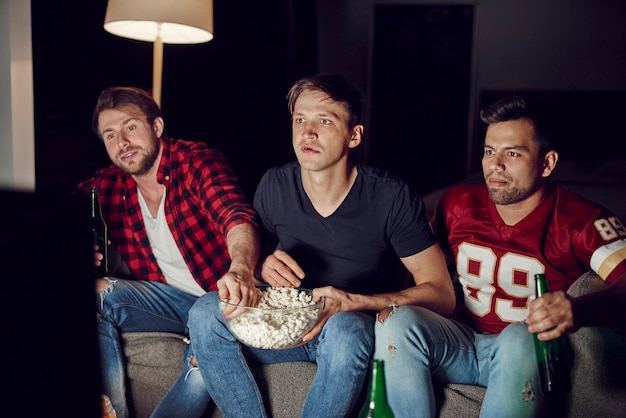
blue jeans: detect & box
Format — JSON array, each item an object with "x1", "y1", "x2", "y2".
[
  {"x1": 186, "y1": 291, "x2": 374, "y2": 418},
  {"x1": 374, "y1": 306, "x2": 546, "y2": 418},
  {"x1": 97, "y1": 278, "x2": 199, "y2": 418}
]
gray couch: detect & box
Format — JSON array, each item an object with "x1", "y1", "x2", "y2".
[{"x1": 122, "y1": 272, "x2": 626, "y2": 418}]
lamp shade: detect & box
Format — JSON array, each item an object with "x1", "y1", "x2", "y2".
[{"x1": 104, "y1": 0, "x2": 214, "y2": 44}]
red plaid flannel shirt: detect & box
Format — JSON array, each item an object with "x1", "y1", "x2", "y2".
[{"x1": 77, "y1": 137, "x2": 259, "y2": 291}]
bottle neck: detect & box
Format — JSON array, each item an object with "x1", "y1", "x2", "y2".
[
  {"x1": 91, "y1": 188, "x2": 104, "y2": 220},
  {"x1": 367, "y1": 361, "x2": 388, "y2": 402},
  {"x1": 534, "y1": 273, "x2": 549, "y2": 297},
  {"x1": 90, "y1": 191, "x2": 97, "y2": 218}
]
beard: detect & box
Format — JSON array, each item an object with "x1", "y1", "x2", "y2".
[
  {"x1": 116, "y1": 138, "x2": 160, "y2": 176},
  {"x1": 487, "y1": 178, "x2": 541, "y2": 205}
]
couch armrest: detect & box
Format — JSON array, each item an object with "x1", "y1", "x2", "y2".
[
  {"x1": 565, "y1": 271, "x2": 626, "y2": 417},
  {"x1": 566, "y1": 270, "x2": 607, "y2": 297}
]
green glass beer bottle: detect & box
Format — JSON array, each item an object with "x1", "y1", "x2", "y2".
[
  {"x1": 358, "y1": 359, "x2": 395, "y2": 418},
  {"x1": 90, "y1": 187, "x2": 109, "y2": 278},
  {"x1": 533, "y1": 273, "x2": 571, "y2": 395}
]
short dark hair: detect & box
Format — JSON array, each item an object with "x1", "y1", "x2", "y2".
[
  {"x1": 286, "y1": 74, "x2": 363, "y2": 128},
  {"x1": 91, "y1": 87, "x2": 162, "y2": 140},
  {"x1": 479, "y1": 95, "x2": 555, "y2": 156}
]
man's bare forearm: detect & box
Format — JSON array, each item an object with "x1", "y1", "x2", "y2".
[{"x1": 226, "y1": 223, "x2": 260, "y2": 280}]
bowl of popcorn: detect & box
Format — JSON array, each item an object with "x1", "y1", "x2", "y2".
[{"x1": 219, "y1": 285, "x2": 324, "y2": 350}]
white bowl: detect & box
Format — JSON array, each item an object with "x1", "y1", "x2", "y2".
[{"x1": 219, "y1": 286, "x2": 324, "y2": 349}]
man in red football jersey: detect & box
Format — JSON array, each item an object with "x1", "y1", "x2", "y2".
[{"x1": 374, "y1": 95, "x2": 626, "y2": 417}]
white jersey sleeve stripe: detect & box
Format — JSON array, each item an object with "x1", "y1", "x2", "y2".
[{"x1": 591, "y1": 239, "x2": 626, "y2": 279}]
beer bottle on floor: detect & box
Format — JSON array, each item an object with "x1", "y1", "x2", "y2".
[
  {"x1": 90, "y1": 187, "x2": 109, "y2": 278},
  {"x1": 101, "y1": 394, "x2": 117, "y2": 418},
  {"x1": 359, "y1": 359, "x2": 395, "y2": 418},
  {"x1": 533, "y1": 273, "x2": 571, "y2": 396}
]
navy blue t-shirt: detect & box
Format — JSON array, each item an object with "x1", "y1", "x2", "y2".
[{"x1": 253, "y1": 161, "x2": 436, "y2": 294}]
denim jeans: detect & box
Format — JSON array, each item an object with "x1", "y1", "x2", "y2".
[
  {"x1": 186, "y1": 291, "x2": 374, "y2": 418},
  {"x1": 97, "y1": 278, "x2": 198, "y2": 418},
  {"x1": 374, "y1": 306, "x2": 546, "y2": 418}
]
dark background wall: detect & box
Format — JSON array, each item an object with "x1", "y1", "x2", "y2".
[
  {"x1": 32, "y1": 0, "x2": 626, "y2": 201},
  {"x1": 316, "y1": 0, "x2": 626, "y2": 195},
  {"x1": 32, "y1": 0, "x2": 317, "y2": 200},
  {"x1": 369, "y1": 4, "x2": 474, "y2": 195}
]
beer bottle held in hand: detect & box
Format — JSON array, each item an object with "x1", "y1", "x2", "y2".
[
  {"x1": 91, "y1": 187, "x2": 109, "y2": 278},
  {"x1": 533, "y1": 273, "x2": 571, "y2": 395},
  {"x1": 358, "y1": 359, "x2": 395, "y2": 418}
]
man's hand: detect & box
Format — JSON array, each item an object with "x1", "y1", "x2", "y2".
[
  {"x1": 220, "y1": 222, "x2": 260, "y2": 314},
  {"x1": 217, "y1": 271, "x2": 258, "y2": 318},
  {"x1": 527, "y1": 291, "x2": 576, "y2": 340},
  {"x1": 93, "y1": 241, "x2": 109, "y2": 268},
  {"x1": 260, "y1": 249, "x2": 305, "y2": 288},
  {"x1": 300, "y1": 286, "x2": 355, "y2": 343}
]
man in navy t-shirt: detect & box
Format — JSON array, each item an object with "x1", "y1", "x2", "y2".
[{"x1": 185, "y1": 74, "x2": 456, "y2": 418}]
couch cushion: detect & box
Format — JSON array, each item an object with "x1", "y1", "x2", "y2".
[
  {"x1": 246, "y1": 362, "x2": 317, "y2": 418},
  {"x1": 122, "y1": 332, "x2": 317, "y2": 418},
  {"x1": 436, "y1": 384, "x2": 483, "y2": 417},
  {"x1": 123, "y1": 332, "x2": 189, "y2": 418}
]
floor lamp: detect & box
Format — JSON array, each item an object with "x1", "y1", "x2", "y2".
[{"x1": 103, "y1": 0, "x2": 214, "y2": 106}]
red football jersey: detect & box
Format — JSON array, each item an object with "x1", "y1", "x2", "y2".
[{"x1": 433, "y1": 183, "x2": 626, "y2": 334}]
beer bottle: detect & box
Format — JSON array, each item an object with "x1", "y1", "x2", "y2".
[
  {"x1": 533, "y1": 273, "x2": 571, "y2": 395},
  {"x1": 90, "y1": 187, "x2": 109, "y2": 277},
  {"x1": 358, "y1": 359, "x2": 395, "y2": 418}
]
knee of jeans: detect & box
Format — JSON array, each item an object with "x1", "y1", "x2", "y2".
[
  {"x1": 326, "y1": 311, "x2": 371, "y2": 331},
  {"x1": 376, "y1": 304, "x2": 397, "y2": 323},
  {"x1": 374, "y1": 306, "x2": 397, "y2": 357},
  {"x1": 322, "y1": 313, "x2": 374, "y2": 355},
  {"x1": 377, "y1": 305, "x2": 434, "y2": 330},
  {"x1": 97, "y1": 278, "x2": 117, "y2": 311},
  {"x1": 333, "y1": 312, "x2": 374, "y2": 343},
  {"x1": 497, "y1": 322, "x2": 535, "y2": 354},
  {"x1": 188, "y1": 292, "x2": 219, "y2": 324},
  {"x1": 491, "y1": 327, "x2": 541, "y2": 404},
  {"x1": 375, "y1": 306, "x2": 437, "y2": 357}
]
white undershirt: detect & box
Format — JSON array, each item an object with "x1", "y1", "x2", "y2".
[{"x1": 137, "y1": 188, "x2": 205, "y2": 297}]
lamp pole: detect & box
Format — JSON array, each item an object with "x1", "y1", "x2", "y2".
[{"x1": 152, "y1": 24, "x2": 163, "y2": 106}]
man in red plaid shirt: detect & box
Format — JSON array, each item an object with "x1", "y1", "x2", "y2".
[{"x1": 77, "y1": 86, "x2": 260, "y2": 418}]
